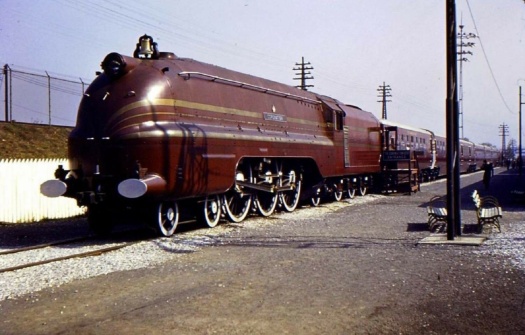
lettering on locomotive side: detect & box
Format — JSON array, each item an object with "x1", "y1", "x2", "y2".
[
  {"x1": 382, "y1": 150, "x2": 411, "y2": 162},
  {"x1": 263, "y1": 112, "x2": 287, "y2": 122}
]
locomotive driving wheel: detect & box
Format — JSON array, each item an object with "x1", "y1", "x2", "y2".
[
  {"x1": 346, "y1": 187, "x2": 356, "y2": 199},
  {"x1": 155, "y1": 201, "x2": 179, "y2": 237},
  {"x1": 333, "y1": 183, "x2": 343, "y2": 201},
  {"x1": 254, "y1": 163, "x2": 278, "y2": 217},
  {"x1": 223, "y1": 163, "x2": 253, "y2": 223},
  {"x1": 223, "y1": 192, "x2": 252, "y2": 223},
  {"x1": 198, "y1": 195, "x2": 221, "y2": 228},
  {"x1": 359, "y1": 186, "x2": 367, "y2": 196},
  {"x1": 255, "y1": 190, "x2": 278, "y2": 216},
  {"x1": 280, "y1": 170, "x2": 302, "y2": 212}
]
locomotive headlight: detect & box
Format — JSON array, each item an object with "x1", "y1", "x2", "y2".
[{"x1": 101, "y1": 52, "x2": 127, "y2": 79}]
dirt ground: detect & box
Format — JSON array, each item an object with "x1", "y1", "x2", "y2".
[{"x1": 1, "y1": 169, "x2": 525, "y2": 334}]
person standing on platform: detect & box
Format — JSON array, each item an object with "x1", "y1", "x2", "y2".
[{"x1": 482, "y1": 160, "x2": 493, "y2": 190}]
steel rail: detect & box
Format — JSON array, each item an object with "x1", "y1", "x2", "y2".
[
  {"x1": 0, "y1": 242, "x2": 135, "y2": 274},
  {"x1": 0, "y1": 236, "x2": 93, "y2": 256}
]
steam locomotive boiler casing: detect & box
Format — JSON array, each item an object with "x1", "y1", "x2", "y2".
[{"x1": 42, "y1": 35, "x2": 382, "y2": 236}]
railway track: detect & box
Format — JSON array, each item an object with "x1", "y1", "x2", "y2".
[
  {"x1": 0, "y1": 219, "x2": 210, "y2": 274},
  {"x1": 0, "y1": 229, "x2": 154, "y2": 274},
  {"x1": 0, "y1": 242, "x2": 137, "y2": 274},
  {"x1": 0, "y1": 236, "x2": 92, "y2": 256},
  {"x1": 0, "y1": 242, "x2": 138, "y2": 273}
]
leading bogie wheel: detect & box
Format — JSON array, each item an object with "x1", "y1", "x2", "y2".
[
  {"x1": 155, "y1": 201, "x2": 179, "y2": 237},
  {"x1": 198, "y1": 195, "x2": 222, "y2": 228}
]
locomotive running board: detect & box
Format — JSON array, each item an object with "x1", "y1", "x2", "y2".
[{"x1": 236, "y1": 181, "x2": 295, "y2": 193}]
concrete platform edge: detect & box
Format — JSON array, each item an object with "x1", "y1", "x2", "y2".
[{"x1": 418, "y1": 234, "x2": 487, "y2": 246}]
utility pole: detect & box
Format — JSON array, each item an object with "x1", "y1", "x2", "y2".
[
  {"x1": 46, "y1": 71, "x2": 51, "y2": 125},
  {"x1": 499, "y1": 123, "x2": 509, "y2": 164},
  {"x1": 3, "y1": 64, "x2": 8, "y2": 122},
  {"x1": 446, "y1": 0, "x2": 461, "y2": 240},
  {"x1": 377, "y1": 82, "x2": 392, "y2": 119},
  {"x1": 293, "y1": 57, "x2": 314, "y2": 91},
  {"x1": 457, "y1": 23, "x2": 477, "y2": 139},
  {"x1": 519, "y1": 86, "x2": 523, "y2": 176}
]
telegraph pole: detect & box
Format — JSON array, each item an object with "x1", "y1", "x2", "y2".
[
  {"x1": 457, "y1": 23, "x2": 477, "y2": 139},
  {"x1": 3, "y1": 64, "x2": 8, "y2": 122},
  {"x1": 377, "y1": 82, "x2": 392, "y2": 119},
  {"x1": 45, "y1": 71, "x2": 52, "y2": 125},
  {"x1": 446, "y1": 0, "x2": 461, "y2": 240},
  {"x1": 518, "y1": 86, "x2": 524, "y2": 177},
  {"x1": 499, "y1": 123, "x2": 509, "y2": 164},
  {"x1": 293, "y1": 57, "x2": 314, "y2": 91}
]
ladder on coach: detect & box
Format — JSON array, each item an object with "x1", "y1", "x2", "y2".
[{"x1": 381, "y1": 150, "x2": 420, "y2": 194}]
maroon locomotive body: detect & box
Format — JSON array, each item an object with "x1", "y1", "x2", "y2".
[{"x1": 42, "y1": 35, "x2": 382, "y2": 235}]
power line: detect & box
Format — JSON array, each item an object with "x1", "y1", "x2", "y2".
[{"x1": 465, "y1": 0, "x2": 514, "y2": 114}]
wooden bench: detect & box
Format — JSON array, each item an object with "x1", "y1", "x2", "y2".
[
  {"x1": 427, "y1": 196, "x2": 447, "y2": 231},
  {"x1": 471, "y1": 190, "x2": 502, "y2": 232}
]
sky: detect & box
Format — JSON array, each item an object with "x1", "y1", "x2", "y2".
[{"x1": 1, "y1": 0, "x2": 525, "y2": 149}]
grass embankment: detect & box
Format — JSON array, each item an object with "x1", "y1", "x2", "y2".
[{"x1": 0, "y1": 122, "x2": 72, "y2": 159}]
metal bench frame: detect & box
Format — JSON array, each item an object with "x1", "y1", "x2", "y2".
[
  {"x1": 427, "y1": 196, "x2": 447, "y2": 231},
  {"x1": 471, "y1": 190, "x2": 502, "y2": 232}
]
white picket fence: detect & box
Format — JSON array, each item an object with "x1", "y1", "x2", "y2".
[{"x1": 0, "y1": 159, "x2": 86, "y2": 223}]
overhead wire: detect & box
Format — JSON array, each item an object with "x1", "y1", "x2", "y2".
[
  {"x1": 465, "y1": 0, "x2": 515, "y2": 114},
  {"x1": 53, "y1": 0, "x2": 291, "y2": 74},
  {"x1": 12, "y1": 102, "x2": 76, "y2": 124}
]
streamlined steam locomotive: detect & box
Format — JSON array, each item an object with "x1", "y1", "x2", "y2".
[{"x1": 41, "y1": 35, "x2": 498, "y2": 236}]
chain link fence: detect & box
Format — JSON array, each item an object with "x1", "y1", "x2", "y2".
[{"x1": 2, "y1": 65, "x2": 91, "y2": 126}]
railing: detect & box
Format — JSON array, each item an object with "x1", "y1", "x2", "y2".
[{"x1": 0, "y1": 159, "x2": 85, "y2": 223}]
